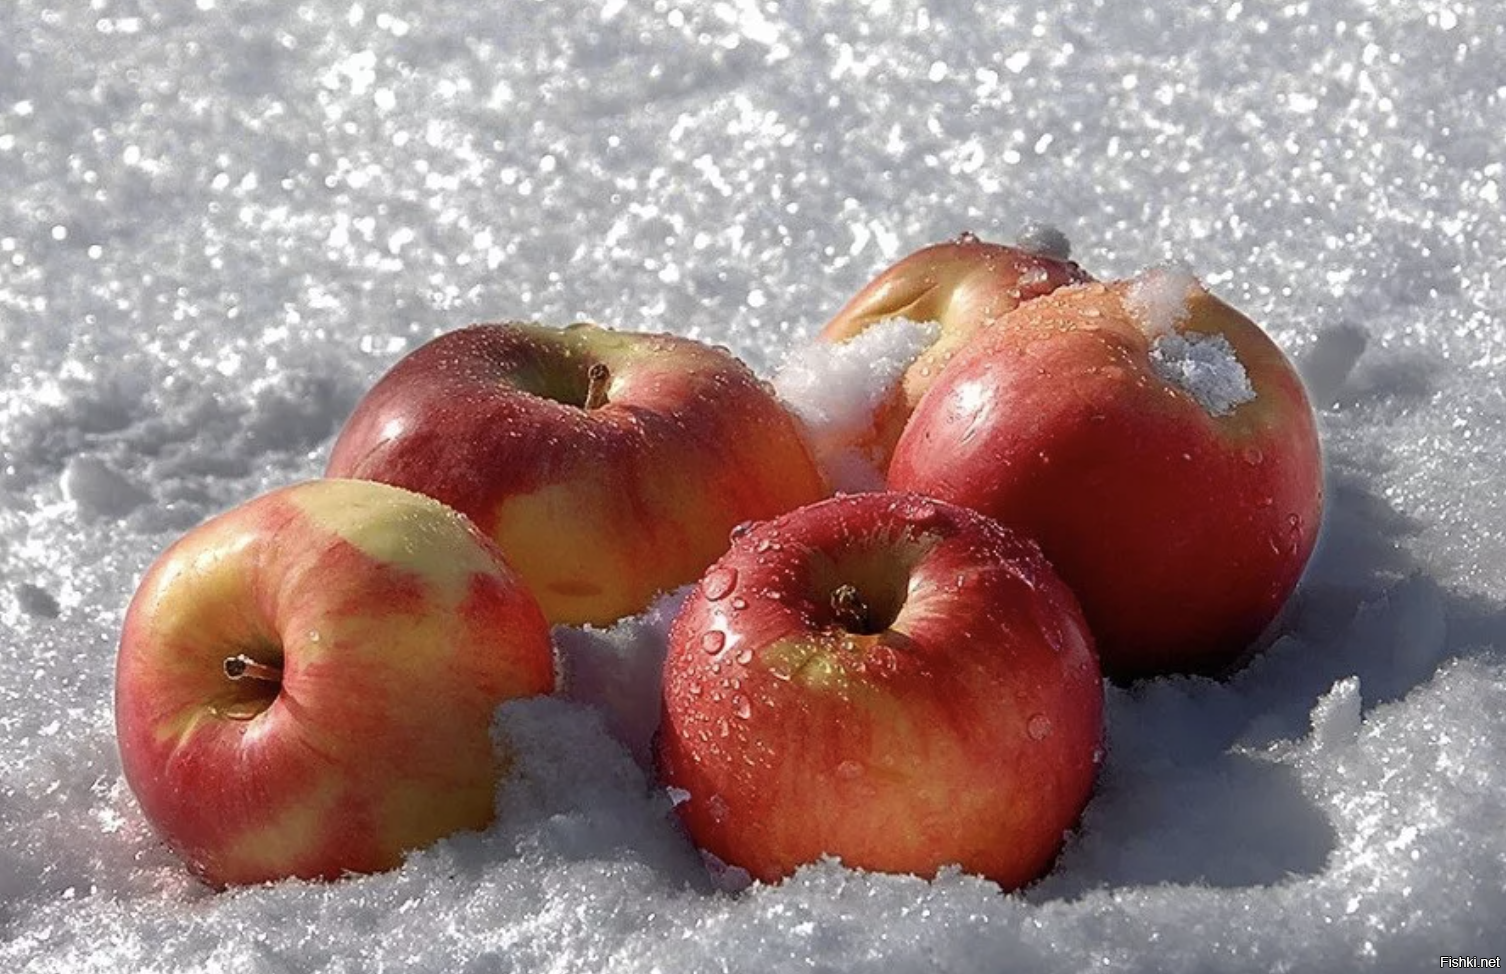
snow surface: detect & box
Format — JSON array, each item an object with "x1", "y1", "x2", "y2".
[{"x1": 3, "y1": 1, "x2": 1506, "y2": 971}]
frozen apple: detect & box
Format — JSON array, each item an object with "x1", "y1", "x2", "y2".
[
  {"x1": 656, "y1": 491, "x2": 1103, "y2": 890},
  {"x1": 809, "y1": 233, "x2": 1092, "y2": 473},
  {"x1": 326, "y1": 322, "x2": 829, "y2": 627},
  {"x1": 889, "y1": 266, "x2": 1324, "y2": 679},
  {"x1": 114, "y1": 479, "x2": 556, "y2": 887}
]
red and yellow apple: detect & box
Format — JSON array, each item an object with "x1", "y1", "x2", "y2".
[
  {"x1": 814, "y1": 233, "x2": 1093, "y2": 470},
  {"x1": 326, "y1": 322, "x2": 828, "y2": 627},
  {"x1": 888, "y1": 267, "x2": 1324, "y2": 680},
  {"x1": 655, "y1": 491, "x2": 1103, "y2": 890},
  {"x1": 114, "y1": 478, "x2": 556, "y2": 887}
]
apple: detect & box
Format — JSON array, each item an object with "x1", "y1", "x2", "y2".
[
  {"x1": 326, "y1": 322, "x2": 828, "y2": 627},
  {"x1": 813, "y1": 232, "x2": 1093, "y2": 470},
  {"x1": 655, "y1": 491, "x2": 1103, "y2": 890},
  {"x1": 888, "y1": 266, "x2": 1324, "y2": 680},
  {"x1": 114, "y1": 478, "x2": 556, "y2": 887}
]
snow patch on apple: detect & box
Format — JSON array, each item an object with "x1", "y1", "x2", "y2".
[
  {"x1": 1148, "y1": 331, "x2": 1258, "y2": 418},
  {"x1": 1128, "y1": 264, "x2": 1258, "y2": 417},
  {"x1": 773, "y1": 318, "x2": 940, "y2": 491},
  {"x1": 1015, "y1": 222, "x2": 1074, "y2": 262}
]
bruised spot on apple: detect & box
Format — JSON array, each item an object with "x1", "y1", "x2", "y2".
[
  {"x1": 327, "y1": 322, "x2": 829, "y2": 627},
  {"x1": 114, "y1": 479, "x2": 555, "y2": 887},
  {"x1": 656, "y1": 492, "x2": 1104, "y2": 891},
  {"x1": 811, "y1": 232, "x2": 1094, "y2": 472},
  {"x1": 888, "y1": 269, "x2": 1324, "y2": 681}
]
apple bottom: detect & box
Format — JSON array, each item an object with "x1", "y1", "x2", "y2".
[{"x1": 658, "y1": 669, "x2": 1098, "y2": 889}]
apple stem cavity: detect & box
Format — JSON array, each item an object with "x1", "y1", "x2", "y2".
[
  {"x1": 831, "y1": 584, "x2": 873, "y2": 634},
  {"x1": 584, "y1": 362, "x2": 611, "y2": 410},
  {"x1": 223, "y1": 654, "x2": 283, "y2": 684}
]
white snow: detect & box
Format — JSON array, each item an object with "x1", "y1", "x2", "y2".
[
  {"x1": 1147, "y1": 331, "x2": 1259, "y2": 417},
  {"x1": 772, "y1": 316, "x2": 939, "y2": 491},
  {"x1": 4, "y1": 0, "x2": 1506, "y2": 971},
  {"x1": 1128, "y1": 264, "x2": 1258, "y2": 416}
]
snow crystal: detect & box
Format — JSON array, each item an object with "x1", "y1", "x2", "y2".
[
  {"x1": 1148, "y1": 330, "x2": 1258, "y2": 418},
  {"x1": 1124, "y1": 262, "x2": 1199, "y2": 337}
]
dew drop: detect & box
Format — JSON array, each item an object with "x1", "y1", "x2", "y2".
[
  {"x1": 902, "y1": 499, "x2": 942, "y2": 528},
  {"x1": 731, "y1": 694, "x2": 752, "y2": 720},
  {"x1": 735, "y1": 647, "x2": 753, "y2": 665},
  {"x1": 731, "y1": 596, "x2": 748, "y2": 610},
  {"x1": 1243, "y1": 446, "x2": 1264, "y2": 465},
  {"x1": 702, "y1": 567, "x2": 738, "y2": 601},
  {"x1": 1027, "y1": 714, "x2": 1053, "y2": 741},
  {"x1": 700, "y1": 630, "x2": 726, "y2": 655},
  {"x1": 836, "y1": 760, "x2": 864, "y2": 780},
  {"x1": 717, "y1": 717, "x2": 730, "y2": 738},
  {"x1": 730, "y1": 520, "x2": 756, "y2": 541}
]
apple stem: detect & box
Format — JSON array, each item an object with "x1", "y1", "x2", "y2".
[
  {"x1": 831, "y1": 584, "x2": 872, "y2": 634},
  {"x1": 584, "y1": 362, "x2": 611, "y2": 410},
  {"x1": 224, "y1": 654, "x2": 282, "y2": 683}
]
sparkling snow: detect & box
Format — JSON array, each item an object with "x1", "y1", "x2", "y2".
[{"x1": 3, "y1": 1, "x2": 1505, "y2": 971}]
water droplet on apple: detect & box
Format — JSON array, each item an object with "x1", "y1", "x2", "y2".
[
  {"x1": 902, "y1": 500, "x2": 942, "y2": 528},
  {"x1": 731, "y1": 694, "x2": 752, "y2": 720},
  {"x1": 717, "y1": 717, "x2": 730, "y2": 738},
  {"x1": 1257, "y1": 495, "x2": 1275, "y2": 508},
  {"x1": 1243, "y1": 446, "x2": 1264, "y2": 465},
  {"x1": 708, "y1": 794, "x2": 729, "y2": 822},
  {"x1": 735, "y1": 647, "x2": 753, "y2": 665},
  {"x1": 1027, "y1": 714, "x2": 1053, "y2": 741},
  {"x1": 702, "y1": 567, "x2": 737, "y2": 601},
  {"x1": 836, "y1": 760, "x2": 864, "y2": 780},
  {"x1": 700, "y1": 630, "x2": 726, "y2": 655},
  {"x1": 729, "y1": 520, "x2": 756, "y2": 541},
  {"x1": 731, "y1": 596, "x2": 748, "y2": 610}
]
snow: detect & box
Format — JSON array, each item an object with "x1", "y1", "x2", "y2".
[
  {"x1": 772, "y1": 317, "x2": 939, "y2": 491},
  {"x1": 3, "y1": 0, "x2": 1506, "y2": 971},
  {"x1": 1147, "y1": 331, "x2": 1258, "y2": 418}
]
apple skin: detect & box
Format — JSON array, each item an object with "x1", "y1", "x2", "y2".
[
  {"x1": 326, "y1": 322, "x2": 829, "y2": 627},
  {"x1": 655, "y1": 491, "x2": 1103, "y2": 890},
  {"x1": 114, "y1": 479, "x2": 556, "y2": 887},
  {"x1": 816, "y1": 234, "x2": 1093, "y2": 469},
  {"x1": 888, "y1": 275, "x2": 1324, "y2": 681}
]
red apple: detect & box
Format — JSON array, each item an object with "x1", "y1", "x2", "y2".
[
  {"x1": 813, "y1": 233, "x2": 1092, "y2": 471},
  {"x1": 888, "y1": 267, "x2": 1324, "y2": 680},
  {"x1": 655, "y1": 491, "x2": 1103, "y2": 890},
  {"x1": 326, "y1": 322, "x2": 828, "y2": 627},
  {"x1": 114, "y1": 479, "x2": 556, "y2": 887}
]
